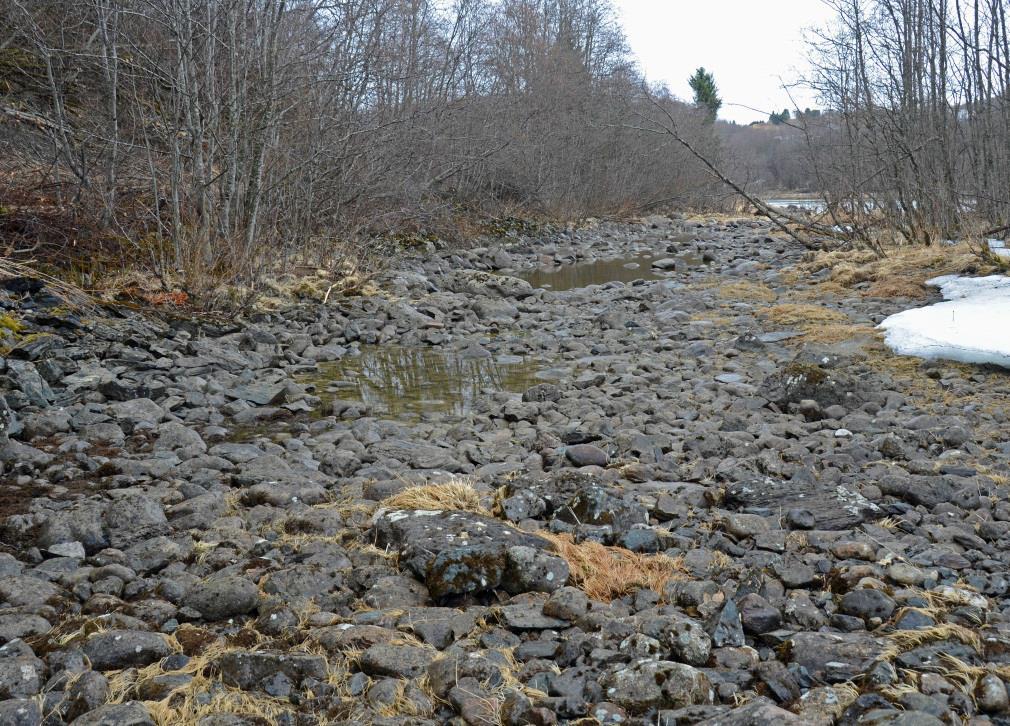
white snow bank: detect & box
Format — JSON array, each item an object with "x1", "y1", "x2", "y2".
[
  {"x1": 878, "y1": 275, "x2": 1010, "y2": 368},
  {"x1": 989, "y1": 239, "x2": 1010, "y2": 260}
]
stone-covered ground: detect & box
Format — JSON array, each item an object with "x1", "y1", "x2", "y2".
[{"x1": 0, "y1": 215, "x2": 1008, "y2": 725}]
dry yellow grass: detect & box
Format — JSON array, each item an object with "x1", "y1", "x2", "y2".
[
  {"x1": 540, "y1": 532, "x2": 687, "y2": 601},
  {"x1": 865, "y1": 278, "x2": 929, "y2": 299},
  {"x1": 103, "y1": 628, "x2": 358, "y2": 726},
  {"x1": 717, "y1": 280, "x2": 777, "y2": 303},
  {"x1": 885, "y1": 622, "x2": 982, "y2": 656},
  {"x1": 759, "y1": 303, "x2": 849, "y2": 327},
  {"x1": 794, "y1": 242, "x2": 993, "y2": 299},
  {"x1": 380, "y1": 478, "x2": 487, "y2": 514},
  {"x1": 800, "y1": 322, "x2": 878, "y2": 344}
]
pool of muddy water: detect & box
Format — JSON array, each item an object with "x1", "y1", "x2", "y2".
[
  {"x1": 300, "y1": 345, "x2": 553, "y2": 418},
  {"x1": 516, "y1": 251, "x2": 705, "y2": 291}
]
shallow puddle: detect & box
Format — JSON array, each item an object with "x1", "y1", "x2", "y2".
[
  {"x1": 517, "y1": 253, "x2": 703, "y2": 291},
  {"x1": 299, "y1": 345, "x2": 550, "y2": 417}
]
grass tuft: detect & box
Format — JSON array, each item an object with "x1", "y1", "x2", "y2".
[
  {"x1": 759, "y1": 303, "x2": 849, "y2": 327},
  {"x1": 539, "y1": 532, "x2": 687, "y2": 601},
  {"x1": 717, "y1": 280, "x2": 777, "y2": 303},
  {"x1": 886, "y1": 622, "x2": 982, "y2": 655},
  {"x1": 380, "y1": 478, "x2": 487, "y2": 515},
  {"x1": 793, "y1": 242, "x2": 991, "y2": 299}
]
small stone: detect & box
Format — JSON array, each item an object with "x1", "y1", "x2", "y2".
[
  {"x1": 722, "y1": 513, "x2": 769, "y2": 538},
  {"x1": 603, "y1": 660, "x2": 712, "y2": 714},
  {"x1": 707, "y1": 600, "x2": 745, "y2": 648},
  {"x1": 887, "y1": 563, "x2": 925, "y2": 586},
  {"x1": 0, "y1": 699, "x2": 42, "y2": 726},
  {"x1": 590, "y1": 702, "x2": 629, "y2": 724},
  {"x1": 840, "y1": 589, "x2": 896, "y2": 622},
  {"x1": 45, "y1": 541, "x2": 86, "y2": 559},
  {"x1": 977, "y1": 674, "x2": 1009, "y2": 714},
  {"x1": 359, "y1": 644, "x2": 436, "y2": 679},
  {"x1": 543, "y1": 587, "x2": 590, "y2": 621},
  {"x1": 565, "y1": 444, "x2": 608, "y2": 467},
  {"x1": 67, "y1": 701, "x2": 155, "y2": 726},
  {"x1": 501, "y1": 546, "x2": 569, "y2": 594},
  {"x1": 83, "y1": 630, "x2": 173, "y2": 671},
  {"x1": 785, "y1": 509, "x2": 816, "y2": 530},
  {"x1": 737, "y1": 593, "x2": 781, "y2": 635},
  {"x1": 832, "y1": 541, "x2": 877, "y2": 560},
  {"x1": 185, "y1": 576, "x2": 259, "y2": 620}
]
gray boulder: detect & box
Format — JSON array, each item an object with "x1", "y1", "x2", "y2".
[
  {"x1": 82, "y1": 630, "x2": 173, "y2": 671},
  {"x1": 185, "y1": 576, "x2": 259, "y2": 620},
  {"x1": 603, "y1": 659, "x2": 713, "y2": 714},
  {"x1": 68, "y1": 701, "x2": 154, "y2": 726},
  {"x1": 371, "y1": 510, "x2": 563, "y2": 599}
]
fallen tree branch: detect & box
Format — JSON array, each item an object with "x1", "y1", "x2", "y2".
[
  {"x1": 0, "y1": 104, "x2": 68, "y2": 133},
  {"x1": 627, "y1": 88, "x2": 855, "y2": 250}
]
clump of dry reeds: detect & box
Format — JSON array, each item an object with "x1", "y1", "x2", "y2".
[
  {"x1": 380, "y1": 478, "x2": 487, "y2": 515},
  {"x1": 539, "y1": 532, "x2": 687, "y2": 601}
]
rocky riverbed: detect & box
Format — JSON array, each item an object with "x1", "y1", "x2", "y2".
[{"x1": 0, "y1": 215, "x2": 1009, "y2": 725}]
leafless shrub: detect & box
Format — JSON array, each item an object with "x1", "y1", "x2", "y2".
[{"x1": 0, "y1": 0, "x2": 721, "y2": 300}]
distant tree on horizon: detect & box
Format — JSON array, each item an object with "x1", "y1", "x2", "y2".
[
  {"x1": 769, "y1": 108, "x2": 791, "y2": 125},
  {"x1": 689, "y1": 67, "x2": 722, "y2": 122}
]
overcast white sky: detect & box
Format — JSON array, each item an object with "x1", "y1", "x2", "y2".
[{"x1": 612, "y1": 0, "x2": 837, "y2": 124}]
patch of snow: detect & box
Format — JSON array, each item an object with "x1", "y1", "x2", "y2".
[
  {"x1": 879, "y1": 275, "x2": 1010, "y2": 367},
  {"x1": 988, "y1": 239, "x2": 1010, "y2": 259}
]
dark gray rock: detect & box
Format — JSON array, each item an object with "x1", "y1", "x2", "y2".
[
  {"x1": 840, "y1": 589, "x2": 896, "y2": 621},
  {"x1": 0, "y1": 646, "x2": 43, "y2": 699},
  {"x1": 0, "y1": 576, "x2": 61, "y2": 608},
  {"x1": 0, "y1": 698, "x2": 42, "y2": 726},
  {"x1": 787, "y1": 631, "x2": 889, "y2": 683},
  {"x1": 82, "y1": 630, "x2": 173, "y2": 671},
  {"x1": 185, "y1": 576, "x2": 259, "y2": 620},
  {"x1": 708, "y1": 599, "x2": 745, "y2": 648},
  {"x1": 370, "y1": 510, "x2": 556, "y2": 599},
  {"x1": 737, "y1": 593, "x2": 781, "y2": 635},
  {"x1": 694, "y1": 697, "x2": 802, "y2": 724},
  {"x1": 724, "y1": 477, "x2": 879, "y2": 531},
  {"x1": 6, "y1": 360, "x2": 54, "y2": 407},
  {"x1": 565, "y1": 444, "x2": 608, "y2": 467},
  {"x1": 543, "y1": 586, "x2": 590, "y2": 621},
  {"x1": 554, "y1": 486, "x2": 647, "y2": 539},
  {"x1": 0, "y1": 613, "x2": 50, "y2": 644},
  {"x1": 359, "y1": 644, "x2": 436, "y2": 678},
  {"x1": 68, "y1": 701, "x2": 154, "y2": 726},
  {"x1": 63, "y1": 670, "x2": 110, "y2": 722},
  {"x1": 500, "y1": 545, "x2": 569, "y2": 594},
  {"x1": 602, "y1": 660, "x2": 712, "y2": 714},
  {"x1": 760, "y1": 360, "x2": 865, "y2": 411},
  {"x1": 213, "y1": 650, "x2": 327, "y2": 691}
]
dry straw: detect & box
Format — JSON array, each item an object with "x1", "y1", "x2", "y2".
[{"x1": 540, "y1": 532, "x2": 687, "y2": 601}]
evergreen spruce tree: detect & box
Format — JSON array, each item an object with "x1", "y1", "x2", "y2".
[{"x1": 688, "y1": 67, "x2": 722, "y2": 122}]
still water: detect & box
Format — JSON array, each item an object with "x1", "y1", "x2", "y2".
[
  {"x1": 516, "y1": 252, "x2": 704, "y2": 291},
  {"x1": 301, "y1": 345, "x2": 549, "y2": 417}
]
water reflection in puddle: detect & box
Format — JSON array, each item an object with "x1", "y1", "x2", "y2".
[
  {"x1": 517, "y1": 252, "x2": 705, "y2": 291},
  {"x1": 300, "y1": 345, "x2": 550, "y2": 417}
]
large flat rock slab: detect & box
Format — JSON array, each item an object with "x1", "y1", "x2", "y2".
[{"x1": 724, "y1": 476, "x2": 880, "y2": 531}]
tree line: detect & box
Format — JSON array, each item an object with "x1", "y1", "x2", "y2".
[
  {"x1": 0, "y1": 0, "x2": 722, "y2": 290},
  {"x1": 806, "y1": 0, "x2": 1010, "y2": 243}
]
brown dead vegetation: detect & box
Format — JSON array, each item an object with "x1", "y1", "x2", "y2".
[
  {"x1": 380, "y1": 479, "x2": 487, "y2": 515},
  {"x1": 717, "y1": 280, "x2": 778, "y2": 303},
  {"x1": 792, "y1": 243, "x2": 994, "y2": 299},
  {"x1": 540, "y1": 532, "x2": 687, "y2": 601}
]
